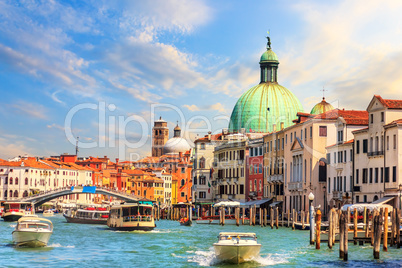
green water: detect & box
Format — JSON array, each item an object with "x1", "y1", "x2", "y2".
[{"x1": 1, "y1": 214, "x2": 401, "y2": 267}]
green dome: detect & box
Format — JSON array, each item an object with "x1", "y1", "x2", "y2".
[
  {"x1": 229, "y1": 82, "x2": 304, "y2": 133},
  {"x1": 260, "y1": 48, "x2": 278, "y2": 62},
  {"x1": 310, "y1": 97, "x2": 334, "y2": 115}
]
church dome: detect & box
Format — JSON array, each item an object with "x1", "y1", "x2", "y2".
[
  {"x1": 228, "y1": 37, "x2": 303, "y2": 133},
  {"x1": 310, "y1": 97, "x2": 334, "y2": 115},
  {"x1": 163, "y1": 137, "x2": 192, "y2": 154},
  {"x1": 260, "y1": 49, "x2": 278, "y2": 62}
]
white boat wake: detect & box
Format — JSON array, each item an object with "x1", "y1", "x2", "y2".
[{"x1": 47, "y1": 243, "x2": 75, "y2": 248}]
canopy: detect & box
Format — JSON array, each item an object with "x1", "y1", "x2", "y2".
[
  {"x1": 341, "y1": 203, "x2": 393, "y2": 212},
  {"x1": 240, "y1": 198, "x2": 272, "y2": 208},
  {"x1": 270, "y1": 201, "x2": 283, "y2": 207},
  {"x1": 371, "y1": 196, "x2": 395, "y2": 205},
  {"x1": 213, "y1": 201, "x2": 241, "y2": 207}
]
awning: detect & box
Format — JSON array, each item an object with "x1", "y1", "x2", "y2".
[
  {"x1": 371, "y1": 196, "x2": 395, "y2": 205},
  {"x1": 240, "y1": 198, "x2": 272, "y2": 208},
  {"x1": 270, "y1": 201, "x2": 283, "y2": 207},
  {"x1": 214, "y1": 201, "x2": 241, "y2": 207},
  {"x1": 341, "y1": 203, "x2": 393, "y2": 212}
]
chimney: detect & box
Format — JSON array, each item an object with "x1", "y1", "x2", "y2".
[
  {"x1": 179, "y1": 152, "x2": 183, "y2": 158},
  {"x1": 280, "y1": 122, "x2": 284, "y2": 130},
  {"x1": 208, "y1": 131, "x2": 212, "y2": 141},
  {"x1": 273, "y1": 124, "x2": 277, "y2": 132},
  {"x1": 116, "y1": 158, "x2": 119, "y2": 164}
]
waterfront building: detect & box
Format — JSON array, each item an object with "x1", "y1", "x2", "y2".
[
  {"x1": 247, "y1": 138, "x2": 264, "y2": 200},
  {"x1": 325, "y1": 112, "x2": 368, "y2": 212},
  {"x1": 153, "y1": 168, "x2": 173, "y2": 205},
  {"x1": 192, "y1": 132, "x2": 224, "y2": 204},
  {"x1": 282, "y1": 109, "x2": 368, "y2": 213},
  {"x1": 212, "y1": 132, "x2": 256, "y2": 203},
  {"x1": 353, "y1": 95, "x2": 402, "y2": 207},
  {"x1": 228, "y1": 37, "x2": 303, "y2": 133},
  {"x1": 263, "y1": 125, "x2": 285, "y2": 203}
]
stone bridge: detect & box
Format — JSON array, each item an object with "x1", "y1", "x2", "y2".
[{"x1": 17, "y1": 186, "x2": 145, "y2": 207}]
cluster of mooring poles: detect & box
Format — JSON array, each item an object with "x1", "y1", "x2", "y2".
[{"x1": 316, "y1": 207, "x2": 401, "y2": 260}]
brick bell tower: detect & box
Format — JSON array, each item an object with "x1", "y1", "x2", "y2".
[{"x1": 152, "y1": 116, "x2": 169, "y2": 157}]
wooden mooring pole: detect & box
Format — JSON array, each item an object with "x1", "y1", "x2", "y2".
[
  {"x1": 339, "y1": 212, "x2": 345, "y2": 259},
  {"x1": 315, "y1": 209, "x2": 321, "y2": 250},
  {"x1": 353, "y1": 208, "x2": 358, "y2": 245},
  {"x1": 275, "y1": 207, "x2": 279, "y2": 229},
  {"x1": 383, "y1": 207, "x2": 388, "y2": 252},
  {"x1": 344, "y1": 209, "x2": 349, "y2": 261},
  {"x1": 373, "y1": 209, "x2": 383, "y2": 259},
  {"x1": 292, "y1": 209, "x2": 295, "y2": 230},
  {"x1": 328, "y1": 208, "x2": 333, "y2": 249},
  {"x1": 264, "y1": 208, "x2": 267, "y2": 227},
  {"x1": 270, "y1": 207, "x2": 274, "y2": 229}
]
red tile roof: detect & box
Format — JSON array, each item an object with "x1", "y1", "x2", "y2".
[
  {"x1": 195, "y1": 133, "x2": 223, "y2": 142},
  {"x1": 375, "y1": 95, "x2": 402, "y2": 109},
  {"x1": 313, "y1": 109, "x2": 368, "y2": 125},
  {"x1": 384, "y1": 118, "x2": 402, "y2": 128}
]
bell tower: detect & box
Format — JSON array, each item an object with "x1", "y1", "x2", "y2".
[{"x1": 152, "y1": 117, "x2": 169, "y2": 157}]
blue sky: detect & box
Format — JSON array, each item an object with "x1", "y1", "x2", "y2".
[{"x1": 1, "y1": 0, "x2": 402, "y2": 160}]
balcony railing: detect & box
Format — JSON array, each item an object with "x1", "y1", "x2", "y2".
[
  {"x1": 288, "y1": 182, "x2": 303, "y2": 191},
  {"x1": 332, "y1": 191, "x2": 342, "y2": 199},
  {"x1": 267, "y1": 174, "x2": 283, "y2": 183},
  {"x1": 368, "y1": 151, "x2": 384, "y2": 157}
]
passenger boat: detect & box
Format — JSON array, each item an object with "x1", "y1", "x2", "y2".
[
  {"x1": 2, "y1": 202, "x2": 34, "y2": 222},
  {"x1": 213, "y1": 232, "x2": 261, "y2": 264},
  {"x1": 43, "y1": 210, "x2": 54, "y2": 217},
  {"x1": 63, "y1": 207, "x2": 109, "y2": 224},
  {"x1": 179, "y1": 217, "x2": 192, "y2": 226},
  {"x1": 107, "y1": 202, "x2": 156, "y2": 231},
  {"x1": 12, "y1": 216, "x2": 53, "y2": 247}
]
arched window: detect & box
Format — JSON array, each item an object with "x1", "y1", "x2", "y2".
[
  {"x1": 259, "y1": 180, "x2": 262, "y2": 191},
  {"x1": 4, "y1": 177, "x2": 7, "y2": 184},
  {"x1": 9, "y1": 177, "x2": 13, "y2": 185},
  {"x1": 25, "y1": 178, "x2": 28, "y2": 185},
  {"x1": 23, "y1": 190, "x2": 28, "y2": 197},
  {"x1": 15, "y1": 177, "x2": 18, "y2": 185},
  {"x1": 259, "y1": 164, "x2": 263, "y2": 174},
  {"x1": 255, "y1": 165, "x2": 258, "y2": 174},
  {"x1": 201, "y1": 143, "x2": 205, "y2": 150},
  {"x1": 249, "y1": 165, "x2": 253, "y2": 175},
  {"x1": 4, "y1": 190, "x2": 7, "y2": 198},
  {"x1": 14, "y1": 190, "x2": 18, "y2": 198},
  {"x1": 249, "y1": 180, "x2": 252, "y2": 191},
  {"x1": 9, "y1": 190, "x2": 12, "y2": 198},
  {"x1": 254, "y1": 179, "x2": 257, "y2": 190},
  {"x1": 181, "y1": 179, "x2": 185, "y2": 187}
]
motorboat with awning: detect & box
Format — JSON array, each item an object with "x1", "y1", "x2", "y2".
[
  {"x1": 107, "y1": 202, "x2": 156, "y2": 231},
  {"x1": 12, "y1": 216, "x2": 53, "y2": 247},
  {"x1": 2, "y1": 202, "x2": 34, "y2": 222},
  {"x1": 196, "y1": 201, "x2": 249, "y2": 225},
  {"x1": 63, "y1": 207, "x2": 109, "y2": 224},
  {"x1": 213, "y1": 232, "x2": 261, "y2": 264}
]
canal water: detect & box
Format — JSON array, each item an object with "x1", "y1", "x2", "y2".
[{"x1": 1, "y1": 214, "x2": 401, "y2": 267}]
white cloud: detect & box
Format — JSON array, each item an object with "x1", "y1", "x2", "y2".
[
  {"x1": 9, "y1": 100, "x2": 48, "y2": 120},
  {"x1": 183, "y1": 103, "x2": 228, "y2": 114},
  {"x1": 281, "y1": 0, "x2": 402, "y2": 109}
]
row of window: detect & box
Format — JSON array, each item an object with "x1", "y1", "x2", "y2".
[
  {"x1": 249, "y1": 164, "x2": 263, "y2": 175},
  {"x1": 355, "y1": 166, "x2": 397, "y2": 184},
  {"x1": 249, "y1": 146, "x2": 263, "y2": 157},
  {"x1": 217, "y1": 168, "x2": 245, "y2": 178},
  {"x1": 327, "y1": 150, "x2": 353, "y2": 164},
  {"x1": 218, "y1": 184, "x2": 245, "y2": 195},
  {"x1": 356, "y1": 134, "x2": 397, "y2": 154},
  {"x1": 217, "y1": 150, "x2": 245, "y2": 161},
  {"x1": 328, "y1": 176, "x2": 353, "y2": 193}
]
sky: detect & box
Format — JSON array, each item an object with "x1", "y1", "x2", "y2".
[{"x1": 1, "y1": 0, "x2": 402, "y2": 161}]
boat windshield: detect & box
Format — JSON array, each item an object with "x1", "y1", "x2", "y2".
[{"x1": 219, "y1": 234, "x2": 256, "y2": 241}]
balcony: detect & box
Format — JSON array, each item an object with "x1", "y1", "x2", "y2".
[
  {"x1": 233, "y1": 178, "x2": 239, "y2": 184},
  {"x1": 332, "y1": 191, "x2": 342, "y2": 200},
  {"x1": 267, "y1": 174, "x2": 283, "y2": 183},
  {"x1": 288, "y1": 182, "x2": 303, "y2": 191},
  {"x1": 367, "y1": 151, "x2": 384, "y2": 157},
  {"x1": 227, "y1": 178, "x2": 232, "y2": 183}
]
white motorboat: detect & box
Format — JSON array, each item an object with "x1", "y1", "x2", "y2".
[
  {"x1": 12, "y1": 216, "x2": 53, "y2": 247},
  {"x1": 213, "y1": 232, "x2": 261, "y2": 264},
  {"x1": 42, "y1": 210, "x2": 54, "y2": 217}
]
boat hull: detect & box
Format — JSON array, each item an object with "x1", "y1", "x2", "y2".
[
  {"x1": 12, "y1": 230, "x2": 52, "y2": 247},
  {"x1": 108, "y1": 225, "x2": 155, "y2": 231},
  {"x1": 2, "y1": 212, "x2": 25, "y2": 222},
  {"x1": 213, "y1": 244, "x2": 261, "y2": 264},
  {"x1": 196, "y1": 218, "x2": 250, "y2": 225},
  {"x1": 63, "y1": 214, "x2": 107, "y2": 225},
  {"x1": 180, "y1": 220, "x2": 192, "y2": 226}
]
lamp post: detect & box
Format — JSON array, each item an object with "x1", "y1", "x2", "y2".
[{"x1": 308, "y1": 192, "x2": 315, "y2": 245}]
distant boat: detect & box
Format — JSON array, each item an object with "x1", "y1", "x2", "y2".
[
  {"x1": 107, "y1": 202, "x2": 156, "y2": 231},
  {"x1": 196, "y1": 215, "x2": 250, "y2": 225},
  {"x1": 43, "y1": 210, "x2": 54, "y2": 217},
  {"x1": 12, "y1": 216, "x2": 53, "y2": 247},
  {"x1": 63, "y1": 207, "x2": 109, "y2": 225},
  {"x1": 179, "y1": 218, "x2": 192, "y2": 226},
  {"x1": 213, "y1": 232, "x2": 261, "y2": 264}
]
